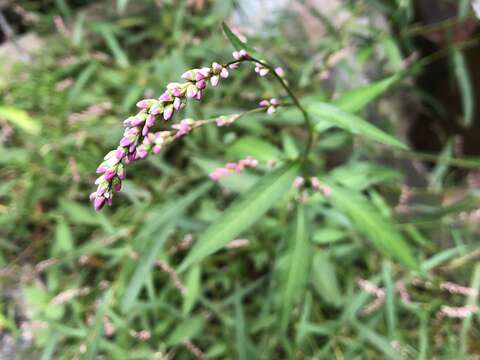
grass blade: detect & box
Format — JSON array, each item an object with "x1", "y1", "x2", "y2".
[
  {"x1": 333, "y1": 74, "x2": 400, "y2": 113},
  {"x1": 452, "y1": 47, "x2": 474, "y2": 127},
  {"x1": 178, "y1": 162, "x2": 300, "y2": 272},
  {"x1": 121, "y1": 183, "x2": 211, "y2": 312},
  {"x1": 327, "y1": 183, "x2": 418, "y2": 269},
  {"x1": 308, "y1": 102, "x2": 408, "y2": 150},
  {"x1": 280, "y1": 204, "x2": 311, "y2": 331}
]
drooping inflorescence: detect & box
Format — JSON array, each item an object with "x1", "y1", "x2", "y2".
[{"x1": 90, "y1": 49, "x2": 285, "y2": 210}]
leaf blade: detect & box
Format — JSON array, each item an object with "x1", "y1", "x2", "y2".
[
  {"x1": 308, "y1": 102, "x2": 408, "y2": 150},
  {"x1": 178, "y1": 162, "x2": 300, "y2": 272}
]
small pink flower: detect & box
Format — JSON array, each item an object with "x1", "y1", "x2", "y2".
[{"x1": 293, "y1": 177, "x2": 305, "y2": 189}]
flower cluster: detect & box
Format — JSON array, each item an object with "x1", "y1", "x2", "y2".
[
  {"x1": 209, "y1": 157, "x2": 259, "y2": 182},
  {"x1": 259, "y1": 98, "x2": 280, "y2": 114},
  {"x1": 91, "y1": 55, "x2": 245, "y2": 210},
  {"x1": 292, "y1": 176, "x2": 332, "y2": 197}
]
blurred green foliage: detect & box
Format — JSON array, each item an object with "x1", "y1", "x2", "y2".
[{"x1": 0, "y1": 0, "x2": 479, "y2": 359}]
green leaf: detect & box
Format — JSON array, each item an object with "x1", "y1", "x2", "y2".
[
  {"x1": 85, "y1": 289, "x2": 112, "y2": 360},
  {"x1": 327, "y1": 183, "x2": 418, "y2": 269},
  {"x1": 98, "y1": 25, "x2": 129, "y2": 68},
  {"x1": 452, "y1": 47, "x2": 474, "y2": 127},
  {"x1": 280, "y1": 204, "x2": 312, "y2": 331},
  {"x1": 53, "y1": 217, "x2": 74, "y2": 255},
  {"x1": 0, "y1": 106, "x2": 41, "y2": 135},
  {"x1": 178, "y1": 162, "x2": 300, "y2": 272},
  {"x1": 166, "y1": 316, "x2": 204, "y2": 345},
  {"x1": 121, "y1": 184, "x2": 211, "y2": 312},
  {"x1": 182, "y1": 265, "x2": 201, "y2": 315},
  {"x1": 226, "y1": 136, "x2": 283, "y2": 162},
  {"x1": 333, "y1": 74, "x2": 400, "y2": 113},
  {"x1": 308, "y1": 102, "x2": 408, "y2": 149},
  {"x1": 311, "y1": 251, "x2": 343, "y2": 306},
  {"x1": 222, "y1": 22, "x2": 260, "y2": 58}
]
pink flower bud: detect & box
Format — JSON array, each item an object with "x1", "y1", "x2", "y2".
[
  {"x1": 293, "y1": 177, "x2": 305, "y2": 189},
  {"x1": 275, "y1": 67, "x2": 285, "y2": 77},
  {"x1": 267, "y1": 106, "x2": 276, "y2": 114},
  {"x1": 181, "y1": 70, "x2": 195, "y2": 81},
  {"x1": 220, "y1": 68, "x2": 229, "y2": 78},
  {"x1": 195, "y1": 90, "x2": 203, "y2": 100},
  {"x1": 210, "y1": 75, "x2": 220, "y2": 87},
  {"x1": 146, "y1": 114, "x2": 155, "y2": 127},
  {"x1": 94, "y1": 196, "x2": 106, "y2": 210},
  {"x1": 229, "y1": 63, "x2": 239, "y2": 70},
  {"x1": 153, "y1": 145, "x2": 162, "y2": 154},
  {"x1": 150, "y1": 105, "x2": 161, "y2": 115},
  {"x1": 259, "y1": 68, "x2": 269, "y2": 76},
  {"x1": 159, "y1": 92, "x2": 173, "y2": 102},
  {"x1": 104, "y1": 169, "x2": 116, "y2": 181},
  {"x1": 130, "y1": 116, "x2": 145, "y2": 127},
  {"x1": 115, "y1": 147, "x2": 126, "y2": 160},
  {"x1": 186, "y1": 84, "x2": 198, "y2": 99},
  {"x1": 96, "y1": 164, "x2": 107, "y2": 173},
  {"x1": 163, "y1": 105, "x2": 174, "y2": 120},
  {"x1": 114, "y1": 182, "x2": 122, "y2": 192},
  {"x1": 212, "y1": 62, "x2": 222, "y2": 72},
  {"x1": 136, "y1": 99, "x2": 150, "y2": 109},
  {"x1": 120, "y1": 136, "x2": 133, "y2": 147},
  {"x1": 259, "y1": 100, "x2": 270, "y2": 107},
  {"x1": 216, "y1": 117, "x2": 227, "y2": 127},
  {"x1": 196, "y1": 79, "x2": 206, "y2": 89},
  {"x1": 173, "y1": 97, "x2": 182, "y2": 110},
  {"x1": 270, "y1": 98, "x2": 280, "y2": 106}
]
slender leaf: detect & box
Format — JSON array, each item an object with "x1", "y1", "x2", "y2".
[
  {"x1": 327, "y1": 183, "x2": 418, "y2": 269},
  {"x1": 308, "y1": 102, "x2": 407, "y2": 149},
  {"x1": 121, "y1": 184, "x2": 211, "y2": 312},
  {"x1": 0, "y1": 106, "x2": 41, "y2": 135},
  {"x1": 222, "y1": 22, "x2": 260, "y2": 58},
  {"x1": 178, "y1": 162, "x2": 300, "y2": 272},
  {"x1": 452, "y1": 47, "x2": 474, "y2": 127},
  {"x1": 333, "y1": 74, "x2": 400, "y2": 113},
  {"x1": 85, "y1": 289, "x2": 112, "y2": 360},
  {"x1": 280, "y1": 204, "x2": 311, "y2": 331}
]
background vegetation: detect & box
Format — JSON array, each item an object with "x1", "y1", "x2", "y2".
[{"x1": 0, "y1": 0, "x2": 479, "y2": 359}]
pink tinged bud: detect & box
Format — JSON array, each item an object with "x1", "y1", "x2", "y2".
[
  {"x1": 163, "y1": 105, "x2": 174, "y2": 120},
  {"x1": 142, "y1": 125, "x2": 150, "y2": 136},
  {"x1": 173, "y1": 97, "x2": 182, "y2": 110},
  {"x1": 153, "y1": 145, "x2": 162, "y2": 154},
  {"x1": 293, "y1": 176, "x2": 305, "y2": 189},
  {"x1": 220, "y1": 68, "x2": 229, "y2": 78},
  {"x1": 212, "y1": 62, "x2": 222, "y2": 72},
  {"x1": 104, "y1": 169, "x2": 116, "y2": 181},
  {"x1": 114, "y1": 182, "x2": 122, "y2": 192},
  {"x1": 226, "y1": 162, "x2": 237, "y2": 170},
  {"x1": 259, "y1": 100, "x2": 270, "y2": 107},
  {"x1": 232, "y1": 51, "x2": 240, "y2": 60},
  {"x1": 195, "y1": 90, "x2": 203, "y2": 100},
  {"x1": 267, "y1": 106, "x2": 276, "y2": 115},
  {"x1": 130, "y1": 116, "x2": 145, "y2": 127},
  {"x1": 136, "y1": 146, "x2": 148, "y2": 159},
  {"x1": 270, "y1": 98, "x2": 280, "y2": 106},
  {"x1": 216, "y1": 117, "x2": 226, "y2": 127},
  {"x1": 129, "y1": 144, "x2": 137, "y2": 153},
  {"x1": 96, "y1": 164, "x2": 107, "y2": 173},
  {"x1": 186, "y1": 84, "x2": 198, "y2": 99},
  {"x1": 150, "y1": 105, "x2": 161, "y2": 115},
  {"x1": 89, "y1": 192, "x2": 97, "y2": 201},
  {"x1": 210, "y1": 75, "x2": 220, "y2": 87},
  {"x1": 146, "y1": 114, "x2": 156, "y2": 127},
  {"x1": 94, "y1": 176, "x2": 104, "y2": 185},
  {"x1": 195, "y1": 72, "x2": 205, "y2": 81},
  {"x1": 275, "y1": 67, "x2": 285, "y2": 77},
  {"x1": 196, "y1": 79, "x2": 206, "y2": 89},
  {"x1": 311, "y1": 177, "x2": 321, "y2": 189},
  {"x1": 94, "y1": 196, "x2": 106, "y2": 210},
  {"x1": 229, "y1": 63, "x2": 239, "y2": 70},
  {"x1": 259, "y1": 68, "x2": 270, "y2": 76},
  {"x1": 117, "y1": 165, "x2": 126, "y2": 179},
  {"x1": 115, "y1": 148, "x2": 126, "y2": 160},
  {"x1": 120, "y1": 136, "x2": 133, "y2": 147},
  {"x1": 181, "y1": 70, "x2": 196, "y2": 81},
  {"x1": 159, "y1": 91, "x2": 173, "y2": 102},
  {"x1": 136, "y1": 99, "x2": 150, "y2": 109},
  {"x1": 239, "y1": 50, "x2": 248, "y2": 58}
]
